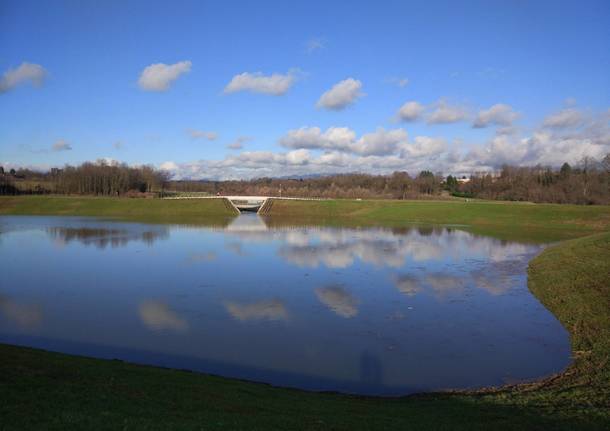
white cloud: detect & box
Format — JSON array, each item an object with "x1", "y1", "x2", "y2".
[
  {"x1": 224, "y1": 70, "x2": 296, "y2": 95},
  {"x1": 187, "y1": 129, "x2": 218, "y2": 140},
  {"x1": 400, "y1": 136, "x2": 447, "y2": 158},
  {"x1": 227, "y1": 136, "x2": 252, "y2": 150},
  {"x1": 279, "y1": 126, "x2": 356, "y2": 152},
  {"x1": 397, "y1": 101, "x2": 424, "y2": 122},
  {"x1": 285, "y1": 149, "x2": 310, "y2": 165},
  {"x1": 138, "y1": 60, "x2": 192, "y2": 92},
  {"x1": 306, "y1": 37, "x2": 325, "y2": 53},
  {"x1": 316, "y1": 78, "x2": 363, "y2": 110},
  {"x1": 52, "y1": 139, "x2": 72, "y2": 152},
  {"x1": 473, "y1": 104, "x2": 520, "y2": 128},
  {"x1": 543, "y1": 108, "x2": 583, "y2": 128},
  {"x1": 353, "y1": 128, "x2": 408, "y2": 156},
  {"x1": 0, "y1": 62, "x2": 47, "y2": 93},
  {"x1": 280, "y1": 126, "x2": 407, "y2": 156},
  {"x1": 160, "y1": 161, "x2": 179, "y2": 171},
  {"x1": 157, "y1": 107, "x2": 610, "y2": 180},
  {"x1": 427, "y1": 100, "x2": 468, "y2": 124}
]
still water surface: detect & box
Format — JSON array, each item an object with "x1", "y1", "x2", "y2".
[{"x1": 0, "y1": 215, "x2": 571, "y2": 395}]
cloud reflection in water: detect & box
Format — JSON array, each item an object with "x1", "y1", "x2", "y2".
[
  {"x1": 224, "y1": 299, "x2": 289, "y2": 322},
  {"x1": 0, "y1": 295, "x2": 42, "y2": 328},
  {"x1": 138, "y1": 300, "x2": 188, "y2": 332},
  {"x1": 315, "y1": 285, "x2": 359, "y2": 318}
]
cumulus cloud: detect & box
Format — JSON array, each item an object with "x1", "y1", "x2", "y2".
[
  {"x1": 187, "y1": 129, "x2": 218, "y2": 140},
  {"x1": 224, "y1": 70, "x2": 296, "y2": 95},
  {"x1": 353, "y1": 128, "x2": 408, "y2": 156},
  {"x1": 400, "y1": 136, "x2": 446, "y2": 158},
  {"x1": 316, "y1": 78, "x2": 363, "y2": 110},
  {"x1": 158, "y1": 107, "x2": 610, "y2": 180},
  {"x1": 397, "y1": 101, "x2": 424, "y2": 122},
  {"x1": 458, "y1": 110, "x2": 610, "y2": 172},
  {"x1": 0, "y1": 62, "x2": 47, "y2": 93},
  {"x1": 280, "y1": 126, "x2": 408, "y2": 156},
  {"x1": 280, "y1": 126, "x2": 356, "y2": 152},
  {"x1": 543, "y1": 108, "x2": 583, "y2": 128},
  {"x1": 138, "y1": 60, "x2": 192, "y2": 92},
  {"x1": 227, "y1": 136, "x2": 252, "y2": 150},
  {"x1": 473, "y1": 104, "x2": 520, "y2": 128},
  {"x1": 52, "y1": 139, "x2": 72, "y2": 152},
  {"x1": 427, "y1": 100, "x2": 468, "y2": 124}
]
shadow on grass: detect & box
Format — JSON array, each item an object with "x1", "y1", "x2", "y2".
[{"x1": 0, "y1": 343, "x2": 606, "y2": 431}]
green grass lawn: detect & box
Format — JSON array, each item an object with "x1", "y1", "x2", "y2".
[
  {"x1": 264, "y1": 198, "x2": 610, "y2": 242},
  {"x1": 1, "y1": 196, "x2": 609, "y2": 429},
  {"x1": 0, "y1": 195, "x2": 238, "y2": 225}
]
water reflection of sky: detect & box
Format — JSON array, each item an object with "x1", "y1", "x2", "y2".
[{"x1": 0, "y1": 215, "x2": 572, "y2": 395}]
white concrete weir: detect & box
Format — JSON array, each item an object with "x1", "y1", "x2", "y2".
[
  {"x1": 226, "y1": 196, "x2": 268, "y2": 212},
  {"x1": 162, "y1": 195, "x2": 322, "y2": 214}
]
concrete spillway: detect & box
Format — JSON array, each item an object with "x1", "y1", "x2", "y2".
[
  {"x1": 163, "y1": 195, "x2": 318, "y2": 214},
  {"x1": 227, "y1": 197, "x2": 267, "y2": 212}
]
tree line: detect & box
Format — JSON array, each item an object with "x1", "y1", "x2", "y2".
[
  {"x1": 1, "y1": 154, "x2": 609, "y2": 204},
  {"x1": 169, "y1": 170, "x2": 444, "y2": 200},
  {"x1": 458, "y1": 156, "x2": 610, "y2": 205},
  {"x1": 169, "y1": 155, "x2": 610, "y2": 204},
  {"x1": 0, "y1": 160, "x2": 170, "y2": 196}
]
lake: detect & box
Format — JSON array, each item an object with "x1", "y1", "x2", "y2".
[{"x1": 0, "y1": 215, "x2": 571, "y2": 395}]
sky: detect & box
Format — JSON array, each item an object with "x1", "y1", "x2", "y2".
[{"x1": 1, "y1": 0, "x2": 609, "y2": 179}]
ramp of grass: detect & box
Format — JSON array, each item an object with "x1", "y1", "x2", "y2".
[
  {"x1": 0, "y1": 196, "x2": 236, "y2": 225},
  {"x1": 264, "y1": 199, "x2": 610, "y2": 242}
]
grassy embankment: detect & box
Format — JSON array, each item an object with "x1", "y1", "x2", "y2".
[
  {"x1": 1, "y1": 195, "x2": 609, "y2": 429},
  {"x1": 263, "y1": 198, "x2": 610, "y2": 242},
  {"x1": 2, "y1": 195, "x2": 609, "y2": 241},
  {"x1": 0, "y1": 195, "x2": 238, "y2": 226}
]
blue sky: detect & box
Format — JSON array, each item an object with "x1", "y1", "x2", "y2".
[{"x1": 1, "y1": 0, "x2": 609, "y2": 179}]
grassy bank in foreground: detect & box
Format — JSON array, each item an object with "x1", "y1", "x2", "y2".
[
  {"x1": 0, "y1": 195, "x2": 237, "y2": 224},
  {"x1": 1, "y1": 232, "x2": 608, "y2": 430},
  {"x1": 264, "y1": 198, "x2": 610, "y2": 242}
]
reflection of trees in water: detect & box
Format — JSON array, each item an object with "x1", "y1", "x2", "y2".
[
  {"x1": 46, "y1": 226, "x2": 169, "y2": 249},
  {"x1": 0, "y1": 294, "x2": 42, "y2": 328}
]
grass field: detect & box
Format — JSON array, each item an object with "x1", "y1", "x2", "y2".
[
  {"x1": 263, "y1": 198, "x2": 610, "y2": 242},
  {"x1": 0, "y1": 195, "x2": 238, "y2": 225},
  {"x1": 1, "y1": 195, "x2": 609, "y2": 429}
]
